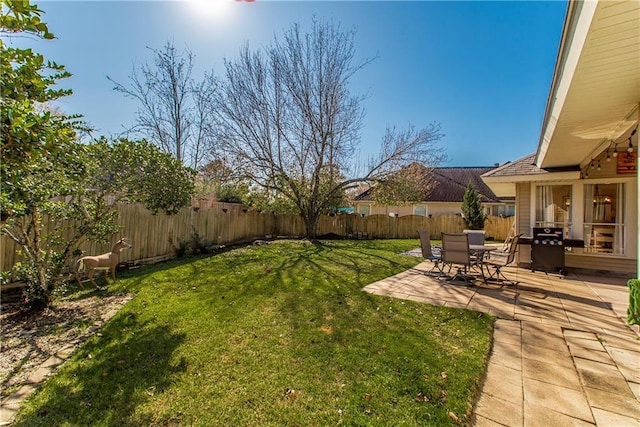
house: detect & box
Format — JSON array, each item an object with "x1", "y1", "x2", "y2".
[
  {"x1": 482, "y1": 0, "x2": 639, "y2": 275},
  {"x1": 353, "y1": 165, "x2": 515, "y2": 218}
]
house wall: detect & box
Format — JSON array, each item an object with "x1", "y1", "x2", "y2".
[
  {"x1": 353, "y1": 203, "x2": 424, "y2": 217},
  {"x1": 353, "y1": 201, "x2": 513, "y2": 218},
  {"x1": 513, "y1": 162, "x2": 637, "y2": 274}
]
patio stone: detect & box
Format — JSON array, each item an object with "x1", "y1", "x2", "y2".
[
  {"x1": 617, "y1": 364, "x2": 640, "y2": 383},
  {"x1": 475, "y1": 393, "x2": 523, "y2": 426},
  {"x1": 40, "y1": 354, "x2": 64, "y2": 369},
  {"x1": 523, "y1": 378, "x2": 594, "y2": 423},
  {"x1": 522, "y1": 330, "x2": 567, "y2": 351},
  {"x1": 514, "y1": 313, "x2": 547, "y2": 324},
  {"x1": 25, "y1": 366, "x2": 52, "y2": 384},
  {"x1": 0, "y1": 406, "x2": 19, "y2": 425},
  {"x1": 600, "y1": 334, "x2": 640, "y2": 351},
  {"x1": 522, "y1": 343, "x2": 573, "y2": 367},
  {"x1": 491, "y1": 341, "x2": 522, "y2": 359},
  {"x1": 524, "y1": 403, "x2": 595, "y2": 427},
  {"x1": 1, "y1": 385, "x2": 35, "y2": 409},
  {"x1": 494, "y1": 319, "x2": 521, "y2": 334},
  {"x1": 606, "y1": 346, "x2": 640, "y2": 369},
  {"x1": 569, "y1": 346, "x2": 615, "y2": 364},
  {"x1": 481, "y1": 363, "x2": 523, "y2": 404},
  {"x1": 562, "y1": 329, "x2": 596, "y2": 339},
  {"x1": 573, "y1": 357, "x2": 625, "y2": 378},
  {"x1": 493, "y1": 329, "x2": 522, "y2": 346},
  {"x1": 578, "y1": 368, "x2": 635, "y2": 396},
  {"x1": 564, "y1": 337, "x2": 607, "y2": 352},
  {"x1": 467, "y1": 302, "x2": 514, "y2": 319},
  {"x1": 522, "y1": 321, "x2": 564, "y2": 336},
  {"x1": 583, "y1": 387, "x2": 640, "y2": 419},
  {"x1": 359, "y1": 254, "x2": 639, "y2": 426},
  {"x1": 627, "y1": 381, "x2": 640, "y2": 400},
  {"x1": 522, "y1": 358, "x2": 582, "y2": 390},
  {"x1": 473, "y1": 414, "x2": 510, "y2": 427},
  {"x1": 591, "y1": 408, "x2": 640, "y2": 427}
]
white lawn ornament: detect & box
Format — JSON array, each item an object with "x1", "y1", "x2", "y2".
[{"x1": 76, "y1": 238, "x2": 132, "y2": 288}]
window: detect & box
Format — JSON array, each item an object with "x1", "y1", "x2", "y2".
[
  {"x1": 414, "y1": 206, "x2": 426, "y2": 217},
  {"x1": 584, "y1": 183, "x2": 625, "y2": 255},
  {"x1": 535, "y1": 185, "x2": 572, "y2": 237},
  {"x1": 497, "y1": 205, "x2": 515, "y2": 217},
  {"x1": 358, "y1": 204, "x2": 370, "y2": 217}
]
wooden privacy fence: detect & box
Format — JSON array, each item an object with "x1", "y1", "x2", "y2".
[{"x1": 1, "y1": 204, "x2": 514, "y2": 273}]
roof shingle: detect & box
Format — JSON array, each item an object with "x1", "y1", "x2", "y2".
[{"x1": 356, "y1": 165, "x2": 507, "y2": 203}]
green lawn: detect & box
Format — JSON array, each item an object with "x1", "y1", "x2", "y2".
[{"x1": 15, "y1": 239, "x2": 493, "y2": 426}]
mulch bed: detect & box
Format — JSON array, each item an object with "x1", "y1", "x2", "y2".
[{"x1": 0, "y1": 291, "x2": 133, "y2": 399}]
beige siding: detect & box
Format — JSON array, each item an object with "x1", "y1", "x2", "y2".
[
  {"x1": 515, "y1": 183, "x2": 532, "y2": 264},
  {"x1": 565, "y1": 253, "x2": 636, "y2": 275}
]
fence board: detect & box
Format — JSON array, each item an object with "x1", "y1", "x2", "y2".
[{"x1": 1, "y1": 204, "x2": 513, "y2": 273}]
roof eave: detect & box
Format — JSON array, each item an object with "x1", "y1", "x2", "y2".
[
  {"x1": 482, "y1": 170, "x2": 581, "y2": 184},
  {"x1": 535, "y1": 0, "x2": 597, "y2": 168}
]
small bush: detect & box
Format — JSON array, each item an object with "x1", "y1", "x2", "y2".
[
  {"x1": 171, "y1": 227, "x2": 209, "y2": 258},
  {"x1": 628, "y1": 279, "x2": 640, "y2": 326}
]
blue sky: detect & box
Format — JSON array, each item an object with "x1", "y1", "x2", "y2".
[{"x1": 20, "y1": 0, "x2": 567, "y2": 167}]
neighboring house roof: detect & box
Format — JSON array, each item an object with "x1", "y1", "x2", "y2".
[
  {"x1": 356, "y1": 166, "x2": 511, "y2": 204},
  {"x1": 482, "y1": 153, "x2": 581, "y2": 178}
]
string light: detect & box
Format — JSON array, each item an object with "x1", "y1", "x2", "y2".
[
  {"x1": 582, "y1": 126, "x2": 637, "y2": 180},
  {"x1": 627, "y1": 127, "x2": 637, "y2": 153}
]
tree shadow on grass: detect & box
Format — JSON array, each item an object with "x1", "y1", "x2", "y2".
[{"x1": 13, "y1": 312, "x2": 186, "y2": 426}]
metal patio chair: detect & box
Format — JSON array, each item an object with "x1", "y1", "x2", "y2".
[
  {"x1": 417, "y1": 229, "x2": 444, "y2": 276},
  {"x1": 484, "y1": 234, "x2": 522, "y2": 285},
  {"x1": 441, "y1": 232, "x2": 484, "y2": 284}
]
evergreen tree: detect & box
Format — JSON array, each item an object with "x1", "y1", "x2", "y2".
[{"x1": 461, "y1": 182, "x2": 486, "y2": 230}]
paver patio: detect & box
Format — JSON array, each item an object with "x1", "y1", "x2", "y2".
[{"x1": 363, "y1": 260, "x2": 640, "y2": 426}]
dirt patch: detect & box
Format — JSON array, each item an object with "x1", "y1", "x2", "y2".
[{"x1": 0, "y1": 292, "x2": 133, "y2": 399}]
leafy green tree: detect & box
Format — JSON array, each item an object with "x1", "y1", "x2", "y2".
[
  {"x1": 2, "y1": 138, "x2": 195, "y2": 309},
  {"x1": 461, "y1": 182, "x2": 486, "y2": 230},
  {"x1": 1, "y1": 0, "x2": 79, "y2": 222},
  {"x1": 0, "y1": 2, "x2": 195, "y2": 309},
  {"x1": 196, "y1": 159, "x2": 250, "y2": 205}
]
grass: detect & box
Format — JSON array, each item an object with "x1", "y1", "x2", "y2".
[{"x1": 15, "y1": 239, "x2": 493, "y2": 426}]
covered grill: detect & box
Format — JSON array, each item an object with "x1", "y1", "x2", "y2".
[{"x1": 531, "y1": 227, "x2": 566, "y2": 274}]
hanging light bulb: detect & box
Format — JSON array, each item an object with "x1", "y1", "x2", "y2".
[
  {"x1": 627, "y1": 138, "x2": 634, "y2": 153},
  {"x1": 606, "y1": 150, "x2": 611, "y2": 162},
  {"x1": 590, "y1": 159, "x2": 595, "y2": 169},
  {"x1": 613, "y1": 145, "x2": 618, "y2": 157},
  {"x1": 597, "y1": 160, "x2": 601, "y2": 171}
]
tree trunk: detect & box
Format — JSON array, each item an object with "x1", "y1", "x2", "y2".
[
  {"x1": 29, "y1": 211, "x2": 52, "y2": 310},
  {"x1": 304, "y1": 212, "x2": 320, "y2": 240}
]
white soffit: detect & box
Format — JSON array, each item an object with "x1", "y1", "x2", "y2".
[{"x1": 537, "y1": 0, "x2": 640, "y2": 169}]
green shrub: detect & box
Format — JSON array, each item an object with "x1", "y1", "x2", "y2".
[{"x1": 628, "y1": 279, "x2": 640, "y2": 326}]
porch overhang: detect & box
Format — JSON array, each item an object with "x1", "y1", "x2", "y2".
[{"x1": 535, "y1": 0, "x2": 640, "y2": 169}]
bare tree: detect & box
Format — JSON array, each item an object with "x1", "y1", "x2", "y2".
[
  {"x1": 213, "y1": 19, "x2": 445, "y2": 238},
  {"x1": 108, "y1": 41, "x2": 216, "y2": 170}
]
